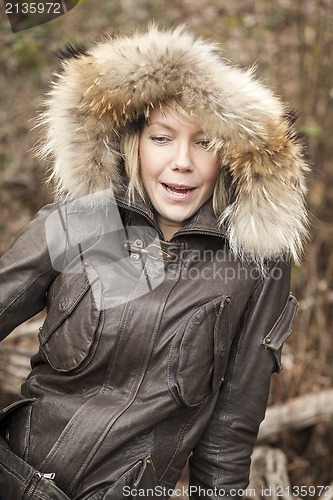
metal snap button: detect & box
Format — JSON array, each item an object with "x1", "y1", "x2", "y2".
[{"x1": 134, "y1": 239, "x2": 143, "y2": 248}]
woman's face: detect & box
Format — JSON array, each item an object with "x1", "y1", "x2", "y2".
[{"x1": 139, "y1": 108, "x2": 220, "y2": 239}]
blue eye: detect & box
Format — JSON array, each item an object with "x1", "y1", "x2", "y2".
[
  {"x1": 197, "y1": 140, "x2": 210, "y2": 149},
  {"x1": 151, "y1": 136, "x2": 170, "y2": 144}
]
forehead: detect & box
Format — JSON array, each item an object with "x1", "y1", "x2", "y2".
[{"x1": 147, "y1": 107, "x2": 203, "y2": 134}]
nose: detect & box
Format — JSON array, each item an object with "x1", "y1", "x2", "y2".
[{"x1": 173, "y1": 142, "x2": 193, "y2": 172}]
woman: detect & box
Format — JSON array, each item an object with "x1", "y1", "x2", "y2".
[{"x1": 0, "y1": 27, "x2": 309, "y2": 500}]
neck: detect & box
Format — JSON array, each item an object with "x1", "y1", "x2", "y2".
[{"x1": 157, "y1": 219, "x2": 184, "y2": 241}]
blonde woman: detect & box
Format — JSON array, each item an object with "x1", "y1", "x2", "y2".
[{"x1": 0, "y1": 27, "x2": 308, "y2": 500}]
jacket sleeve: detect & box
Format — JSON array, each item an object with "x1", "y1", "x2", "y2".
[
  {"x1": 0, "y1": 204, "x2": 61, "y2": 342},
  {"x1": 189, "y1": 259, "x2": 298, "y2": 500}
]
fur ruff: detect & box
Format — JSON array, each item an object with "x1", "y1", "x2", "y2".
[{"x1": 38, "y1": 26, "x2": 309, "y2": 265}]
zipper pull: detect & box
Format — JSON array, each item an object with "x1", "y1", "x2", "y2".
[
  {"x1": 133, "y1": 457, "x2": 151, "y2": 488},
  {"x1": 43, "y1": 472, "x2": 56, "y2": 480}
]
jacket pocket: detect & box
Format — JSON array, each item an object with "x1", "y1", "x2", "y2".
[
  {"x1": 0, "y1": 398, "x2": 37, "y2": 459},
  {"x1": 38, "y1": 264, "x2": 103, "y2": 372},
  {"x1": 0, "y1": 398, "x2": 37, "y2": 427},
  {"x1": 168, "y1": 296, "x2": 232, "y2": 407},
  {"x1": 262, "y1": 293, "x2": 298, "y2": 373},
  {"x1": 88, "y1": 459, "x2": 145, "y2": 499}
]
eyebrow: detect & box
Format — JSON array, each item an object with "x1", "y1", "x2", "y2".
[
  {"x1": 147, "y1": 121, "x2": 205, "y2": 135},
  {"x1": 147, "y1": 121, "x2": 175, "y2": 131}
]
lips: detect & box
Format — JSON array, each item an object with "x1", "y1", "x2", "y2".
[{"x1": 161, "y1": 183, "x2": 196, "y2": 201}]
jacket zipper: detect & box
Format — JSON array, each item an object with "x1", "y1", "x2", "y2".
[
  {"x1": 172, "y1": 228, "x2": 226, "y2": 240},
  {"x1": 23, "y1": 472, "x2": 42, "y2": 500},
  {"x1": 23, "y1": 472, "x2": 56, "y2": 499}
]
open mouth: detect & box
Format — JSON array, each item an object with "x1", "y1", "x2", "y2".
[
  {"x1": 162, "y1": 183, "x2": 196, "y2": 196},
  {"x1": 161, "y1": 183, "x2": 197, "y2": 201}
]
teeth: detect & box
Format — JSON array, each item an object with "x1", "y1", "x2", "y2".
[{"x1": 165, "y1": 184, "x2": 192, "y2": 193}]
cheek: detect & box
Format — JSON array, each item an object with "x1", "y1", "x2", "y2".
[
  {"x1": 139, "y1": 143, "x2": 152, "y2": 185},
  {"x1": 139, "y1": 143, "x2": 165, "y2": 188},
  {"x1": 139, "y1": 157, "x2": 161, "y2": 200},
  {"x1": 140, "y1": 160, "x2": 155, "y2": 185},
  {"x1": 139, "y1": 137, "x2": 155, "y2": 167},
  {"x1": 204, "y1": 160, "x2": 220, "y2": 191}
]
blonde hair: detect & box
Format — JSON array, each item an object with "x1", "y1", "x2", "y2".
[{"x1": 120, "y1": 101, "x2": 229, "y2": 219}]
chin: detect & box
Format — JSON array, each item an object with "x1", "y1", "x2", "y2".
[{"x1": 169, "y1": 213, "x2": 192, "y2": 224}]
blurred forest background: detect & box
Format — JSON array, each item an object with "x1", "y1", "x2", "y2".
[{"x1": 0, "y1": 0, "x2": 332, "y2": 496}]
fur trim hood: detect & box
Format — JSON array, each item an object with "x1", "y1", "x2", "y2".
[{"x1": 39, "y1": 26, "x2": 309, "y2": 264}]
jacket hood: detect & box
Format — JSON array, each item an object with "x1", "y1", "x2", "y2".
[{"x1": 38, "y1": 26, "x2": 309, "y2": 264}]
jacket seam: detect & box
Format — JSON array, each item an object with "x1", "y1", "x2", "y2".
[
  {"x1": 0, "y1": 264, "x2": 55, "y2": 317},
  {"x1": 160, "y1": 401, "x2": 205, "y2": 482},
  {"x1": 213, "y1": 297, "x2": 253, "y2": 488}
]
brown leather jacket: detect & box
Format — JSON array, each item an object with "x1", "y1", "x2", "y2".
[
  {"x1": 0, "y1": 193, "x2": 298, "y2": 499},
  {"x1": 0, "y1": 27, "x2": 307, "y2": 499}
]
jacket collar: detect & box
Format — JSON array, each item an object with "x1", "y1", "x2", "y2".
[{"x1": 114, "y1": 184, "x2": 225, "y2": 241}]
